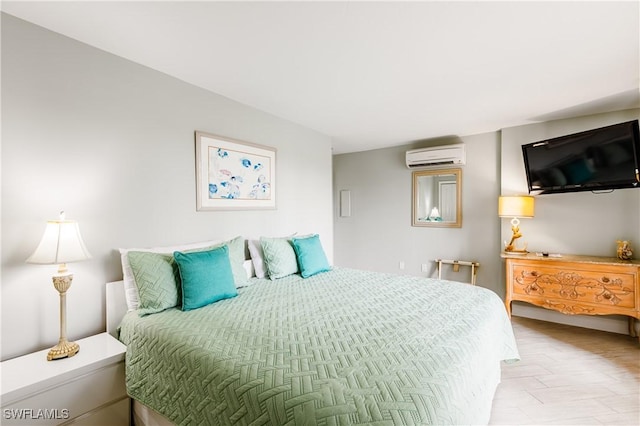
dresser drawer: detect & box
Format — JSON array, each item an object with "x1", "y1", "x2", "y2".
[{"x1": 510, "y1": 263, "x2": 636, "y2": 310}]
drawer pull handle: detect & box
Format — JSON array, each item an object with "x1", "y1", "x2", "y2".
[
  {"x1": 602, "y1": 277, "x2": 610, "y2": 283},
  {"x1": 603, "y1": 293, "x2": 612, "y2": 300},
  {"x1": 531, "y1": 284, "x2": 539, "y2": 291}
]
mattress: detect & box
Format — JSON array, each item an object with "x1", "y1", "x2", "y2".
[{"x1": 119, "y1": 267, "x2": 519, "y2": 425}]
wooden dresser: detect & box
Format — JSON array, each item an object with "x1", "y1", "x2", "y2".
[{"x1": 503, "y1": 253, "x2": 640, "y2": 337}]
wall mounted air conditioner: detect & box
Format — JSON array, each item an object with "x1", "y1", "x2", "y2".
[{"x1": 405, "y1": 144, "x2": 466, "y2": 168}]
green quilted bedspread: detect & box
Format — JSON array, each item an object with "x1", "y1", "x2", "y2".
[{"x1": 119, "y1": 268, "x2": 519, "y2": 425}]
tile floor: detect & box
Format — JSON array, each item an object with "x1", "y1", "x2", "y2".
[{"x1": 489, "y1": 317, "x2": 640, "y2": 425}]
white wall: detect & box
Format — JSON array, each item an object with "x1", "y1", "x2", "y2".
[
  {"x1": 333, "y1": 132, "x2": 503, "y2": 295},
  {"x1": 1, "y1": 14, "x2": 333, "y2": 360},
  {"x1": 500, "y1": 108, "x2": 640, "y2": 333}
]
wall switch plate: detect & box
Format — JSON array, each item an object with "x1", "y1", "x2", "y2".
[
  {"x1": 399, "y1": 261, "x2": 405, "y2": 270},
  {"x1": 421, "y1": 264, "x2": 429, "y2": 272}
]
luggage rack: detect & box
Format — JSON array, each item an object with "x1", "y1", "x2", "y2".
[{"x1": 435, "y1": 259, "x2": 480, "y2": 285}]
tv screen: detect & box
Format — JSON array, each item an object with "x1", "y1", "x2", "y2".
[{"x1": 522, "y1": 120, "x2": 640, "y2": 194}]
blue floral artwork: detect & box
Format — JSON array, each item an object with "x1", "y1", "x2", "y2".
[
  {"x1": 196, "y1": 132, "x2": 276, "y2": 210},
  {"x1": 208, "y1": 147, "x2": 272, "y2": 201}
]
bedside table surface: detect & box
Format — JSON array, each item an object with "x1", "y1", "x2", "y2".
[{"x1": 1, "y1": 332, "x2": 126, "y2": 405}]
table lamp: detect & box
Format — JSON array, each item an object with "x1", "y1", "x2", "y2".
[
  {"x1": 26, "y1": 211, "x2": 92, "y2": 360},
  {"x1": 428, "y1": 207, "x2": 442, "y2": 221},
  {"x1": 499, "y1": 195, "x2": 535, "y2": 253}
]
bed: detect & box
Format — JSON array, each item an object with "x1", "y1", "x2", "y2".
[{"x1": 107, "y1": 239, "x2": 519, "y2": 426}]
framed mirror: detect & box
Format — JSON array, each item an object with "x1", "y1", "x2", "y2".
[{"x1": 412, "y1": 168, "x2": 462, "y2": 227}]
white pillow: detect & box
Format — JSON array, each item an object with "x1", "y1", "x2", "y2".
[
  {"x1": 243, "y1": 259, "x2": 255, "y2": 279},
  {"x1": 247, "y1": 239, "x2": 267, "y2": 278},
  {"x1": 119, "y1": 239, "x2": 224, "y2": 311}
]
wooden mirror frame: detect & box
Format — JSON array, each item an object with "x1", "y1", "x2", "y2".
[{"x1": 412, "y1": 168, "x2": 462, "y2": 228}]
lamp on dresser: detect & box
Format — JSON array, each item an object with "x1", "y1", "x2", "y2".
[
  {"x1": 499, "y1": 195, "x2": 535, "y2": 253},
  {"x1": 26, "y1": 211, "x2": 92, "y2": 361}
]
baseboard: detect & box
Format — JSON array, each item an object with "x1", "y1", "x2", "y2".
[{"x1": 511, "y1": 302, "x2": 630, "y2": 335}]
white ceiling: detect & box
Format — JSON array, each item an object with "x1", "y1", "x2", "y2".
[{"x1": 2, "y1": 1, "x2": 639, "y2": 154}]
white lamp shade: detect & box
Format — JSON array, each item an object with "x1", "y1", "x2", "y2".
[
  {"x1": 27, "y1": 220, "x2": 92, "y2": 265},
  {"x1": 498, "y1": 196, "x2": 535, "y2": 218}
]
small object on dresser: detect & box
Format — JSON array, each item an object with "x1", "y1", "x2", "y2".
[
  {"x1": 617, "y1": 240, "x2": 633, "y2": 260},
  {"x1": 535, "y1": 252, "x2": 556, "y2": 257}
]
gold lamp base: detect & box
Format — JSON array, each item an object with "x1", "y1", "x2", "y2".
[
  {"x1": 504, "y1": 217, "x2": 529, "y2": 254},
  {"x1": 504, "y1": 245, "x2": 528, "y2": 254},
  {"x1": 47, "y1": 339, "x2": 79, "y2": 361}
]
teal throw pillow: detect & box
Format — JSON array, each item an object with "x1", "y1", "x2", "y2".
[
  {"x1": 127, "y1": 251, "x2": 180, "y2": 316},
  {"x1": 291, "y1": 234, "x2": 331, "y2": 278},
  {"x1": 260, "y1": 236, "x2": 298, "y2": 279},
  {"x1": 174, "y1": 246, "x2": 237, "y2": 311}
]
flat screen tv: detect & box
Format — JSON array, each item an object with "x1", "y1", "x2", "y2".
[{"x1": 522, "y1": 120, "x2": 640, "y2": 194}]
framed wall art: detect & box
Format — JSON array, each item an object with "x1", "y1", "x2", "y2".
[{"x1": 195, "y1": 131, "x2": 276, "y2": 210}]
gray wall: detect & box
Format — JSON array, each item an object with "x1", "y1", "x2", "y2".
[
  {"x1": 333, "y1": 132, "x2": 502, "y2": 293},
  {"x1": 501, "y1": 108, "x2": 640, "y2": 333},
  {"x1": 1, "y1": 14, "x2": 333, "y2": 360}
]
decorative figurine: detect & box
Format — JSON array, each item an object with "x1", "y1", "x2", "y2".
[{"x1": 616, "y1": 240, "x2": 633, "y2": 260}]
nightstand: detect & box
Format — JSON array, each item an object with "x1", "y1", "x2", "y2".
[{"x1": 1, "y1": 333, "x2": 130, "y2": 425}]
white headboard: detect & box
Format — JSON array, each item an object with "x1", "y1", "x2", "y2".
[{"x1": 106, "y1": 280, "x2": 127, "y2": 337}]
